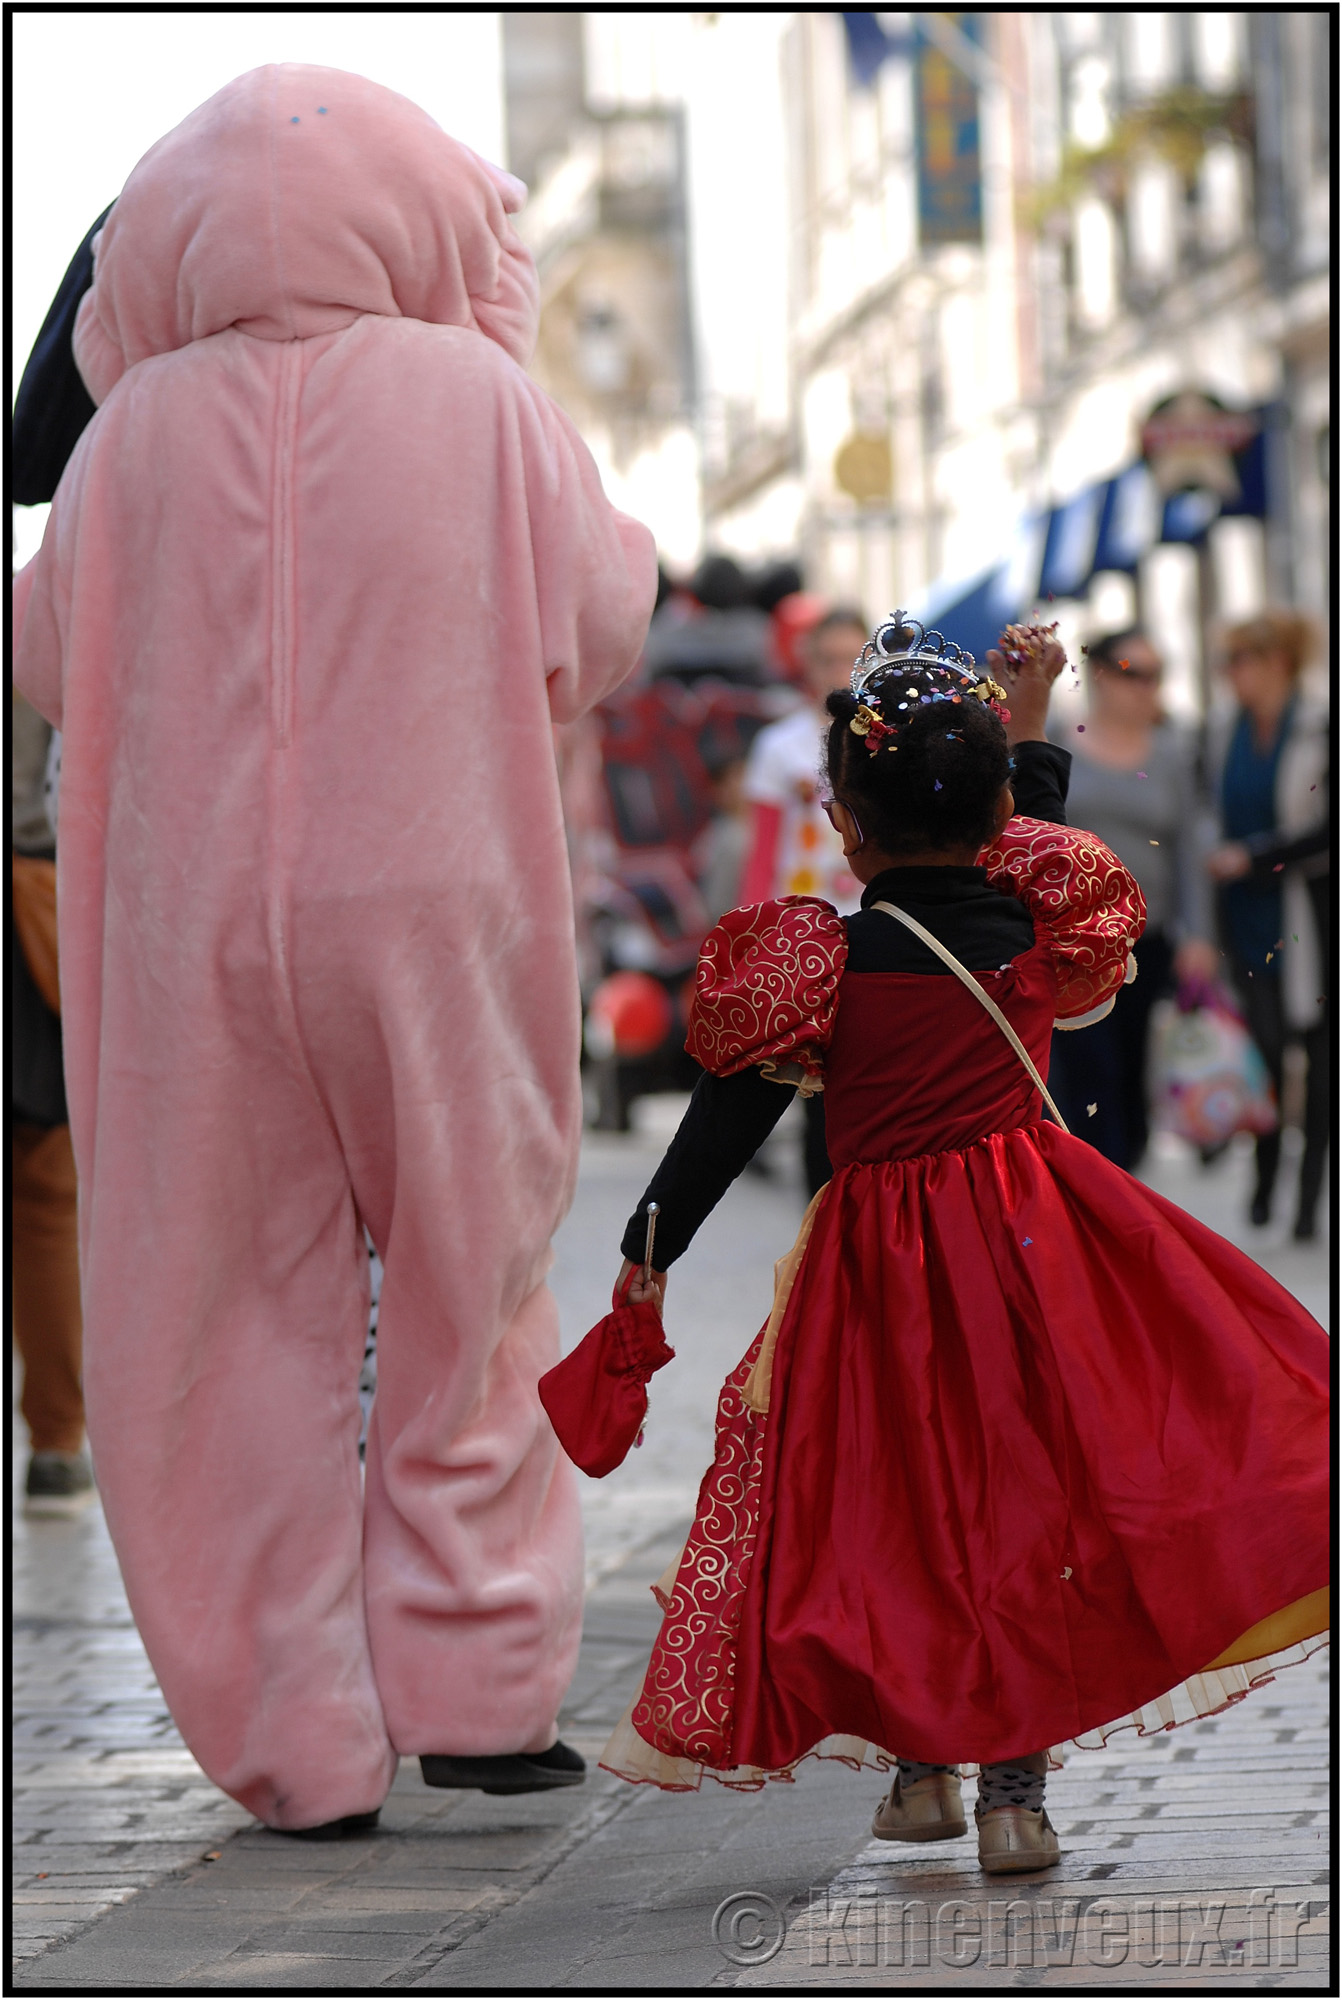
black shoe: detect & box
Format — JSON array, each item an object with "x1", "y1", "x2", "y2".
[
  {"x1": 420, "y1": 1741, "x2": 586, "y2": 1796},
  {"x1": 1249, "y1": 1190, "x2": 1273, "y2": 1227},
  {"x1": 274, "y1": 1809, "x2": 381, "y2": 1840},
  {"x1": 24, "y1": 1451, "x2": 96, "y2": 1518},
  {"x1": 1293, "y1": 1215, "x2": 1318, "y2": 1242}
]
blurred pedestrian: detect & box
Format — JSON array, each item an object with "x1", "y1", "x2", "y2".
[
  {"x1": 12, "y1": 693, "x2": 93, "y2": 1518},
  {"x1": 641, "y1": 552, "x2": 773, "y2": 686},
  {"x1": 740, "y1": 606, "x2": 869, "y2": 1193},
  {"x1": 10, "y1": 187, "x2": 117, "y2": 1528},
  {"x1": 13, "y1": 66, "x2": 656, "y2": 1835},
  {"x1": 694, "y1": 750, "x2": 752, "y2": 924},
  {"x1": 768, "y1": 587, "x2": 828, "y2": 688},
  {"x1": 1046, "y1": 628, "x2": 1218, "y2": 1169},
  {"x1": 740, "y1": 607, "x2": 869, "y2": 910},
  {"x1": 1204, "y1": 611, "x2": 1329, "y2": 1237}
]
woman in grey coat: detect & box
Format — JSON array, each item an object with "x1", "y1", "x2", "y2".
[{"x1": 1047, "y1": 629, "x2": 1217, "y2": 1169}]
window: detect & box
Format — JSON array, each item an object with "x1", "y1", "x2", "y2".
[
  {"x1": 1193, "y1": 10, "x2": 1242, "y2": 88},
  {"x1": 1125, "y1": 13, "x2": 1174, "y2": 93},
  {"x1": 1128, "y1": 161, "x2": 1178, "y2": 279}
]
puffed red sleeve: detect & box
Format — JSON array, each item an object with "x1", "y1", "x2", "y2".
[
  {"x1": 980, "y1": 816, "x2": 1146, "y2": 1026},
  {"x1": 686, "y1": 896, "x2": 849, "y2": 1084}
]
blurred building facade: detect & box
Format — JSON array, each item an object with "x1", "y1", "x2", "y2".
[
  {"x1": 705, "y1": 10, "x2": 1330, "y2": 714},
  {"x1": 502, "y1": 13, "x2": 700, "y2": 565},
  {"x1": 504, "y1": 13, "x2": 1329, "y2": 710}
]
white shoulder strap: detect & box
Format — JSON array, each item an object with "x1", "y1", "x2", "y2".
[{"x1": 871, "y1": 900, "x2": 1070, "y2": 1134}]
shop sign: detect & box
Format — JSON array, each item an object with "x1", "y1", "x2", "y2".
[
  {"x1": 834, "y1": 432, "x2": 893, "y2": 504},
  {"x1": 1140, "y1": 391, "x2": 1261, "y2": 502}
]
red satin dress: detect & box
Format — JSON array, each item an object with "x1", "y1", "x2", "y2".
[{"x1": 602, "y1": 821, "x2": 1330, "y2": 1790}]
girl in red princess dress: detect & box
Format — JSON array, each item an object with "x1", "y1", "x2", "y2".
[{"x1": 597, "y1": 618, "x2": 1329, "y2": 1876}]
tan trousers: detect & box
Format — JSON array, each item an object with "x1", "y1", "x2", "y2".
[{"x1": 12, "y1": 1123, "x2": 85, "y2": 1455}]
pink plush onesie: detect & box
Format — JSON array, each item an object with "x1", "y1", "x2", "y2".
[{"x1": 12, "y1": 66, "x2": 657, "y2": 1829}]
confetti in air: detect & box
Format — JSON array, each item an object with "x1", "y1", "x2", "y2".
[
  {"x1": 1149, "y1": 839, "x2": 1159, "y2": 846},
  {"x1": 1022, "y1": 1237, "x2": 1033, "y2": 1246},
  {"x1": 934, "y1": 780, "x2": 943, "y2": 790},
  {"x1": 1077, "y1": 724, "x2": 1086, "y2": 732},
  {"x1": 1087, "y1": 1103, "x2": 1098, "y2": 1117}
]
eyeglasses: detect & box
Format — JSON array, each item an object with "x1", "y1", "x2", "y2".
[
  {"x1": 1097, "y1": 662, "x2": 1161, "y2": 685},
  {"x1": 822, "y1": 797, "x2": 865, "y2": 846}
]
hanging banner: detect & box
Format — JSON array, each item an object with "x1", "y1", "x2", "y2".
[
  {"x1": 842, "y1": 12, "x2": 898, "y2": 86},
  {"x1": 916, "y1": 14, "x2": 983, "y2": 247}
]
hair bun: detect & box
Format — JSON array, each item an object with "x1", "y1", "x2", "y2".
[{"x1": 824, "y1": 688, "x2": 860, "y2": 722}]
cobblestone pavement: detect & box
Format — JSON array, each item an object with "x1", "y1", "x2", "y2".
[{"x1": 12, "y1": 1108, "x2": 1330, "y2": 1988}]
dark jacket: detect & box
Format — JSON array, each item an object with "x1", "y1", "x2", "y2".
[{"x1": 12, "y1": 205, "x2": 112, "y2": 504}]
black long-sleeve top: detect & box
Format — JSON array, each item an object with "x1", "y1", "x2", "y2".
[
  {"x1": 1239, "y1": 820, "x2": 1331, "y2": 878},
  {"x1": 620, "y1": 740, "x2": 1071, "y2": 1265}
]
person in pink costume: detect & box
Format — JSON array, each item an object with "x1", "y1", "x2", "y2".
[{"x1": 12, "y1": 66, "x2": 657, "y2": 1833}]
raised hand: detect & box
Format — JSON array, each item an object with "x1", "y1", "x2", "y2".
[{"x1": 986, "y1": 621, "x2": 1066, "y2": 745}]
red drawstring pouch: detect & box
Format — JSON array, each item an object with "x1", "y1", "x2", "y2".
[{"x1": 538, "y1": 1273, "x2": 676, "y2": 1479}]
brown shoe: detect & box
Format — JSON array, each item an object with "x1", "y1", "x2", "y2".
[
  {"x1": 976, "y1": 1804, "x2": 1061, "y2": 1874},
  {"x1": 871, "y1": 1770, "x2": 966, "y2": 1842}
]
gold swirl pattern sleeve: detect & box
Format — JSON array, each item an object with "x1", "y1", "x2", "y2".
[
  {"x1": 685, "y1": 896, "x2": 850, "y2": 1080},
  {"x1": 980, "y1": 816, "x2": 1147, "y2": 1022}
]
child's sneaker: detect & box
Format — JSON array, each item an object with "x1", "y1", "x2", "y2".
[
  {"x1": 24, "y1": 1451, "x2": 96, "y2": 1519},
  {"x1": 976, "y1": 1804, "x2": 1061, "y2": 1874},
  {"x1": 871, "y1": 1770, "x2": 966, "y2": 1841}
]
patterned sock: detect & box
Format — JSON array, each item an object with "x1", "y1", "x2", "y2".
[
  {"x1": 898, "y1": 1759, "x2": 958, "y2": 1786},
  {"x1": 977, "y1": 1760, "x2": 1046, "y2": 1813}
]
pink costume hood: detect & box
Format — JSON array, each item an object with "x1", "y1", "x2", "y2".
[{"x1": 73, "y1": 63, "x2": 538, "y2": 403}]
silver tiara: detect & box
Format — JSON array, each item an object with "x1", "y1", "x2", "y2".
[{"x1": 850, "y1": 612, "x2": 978, "y2": 697}]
